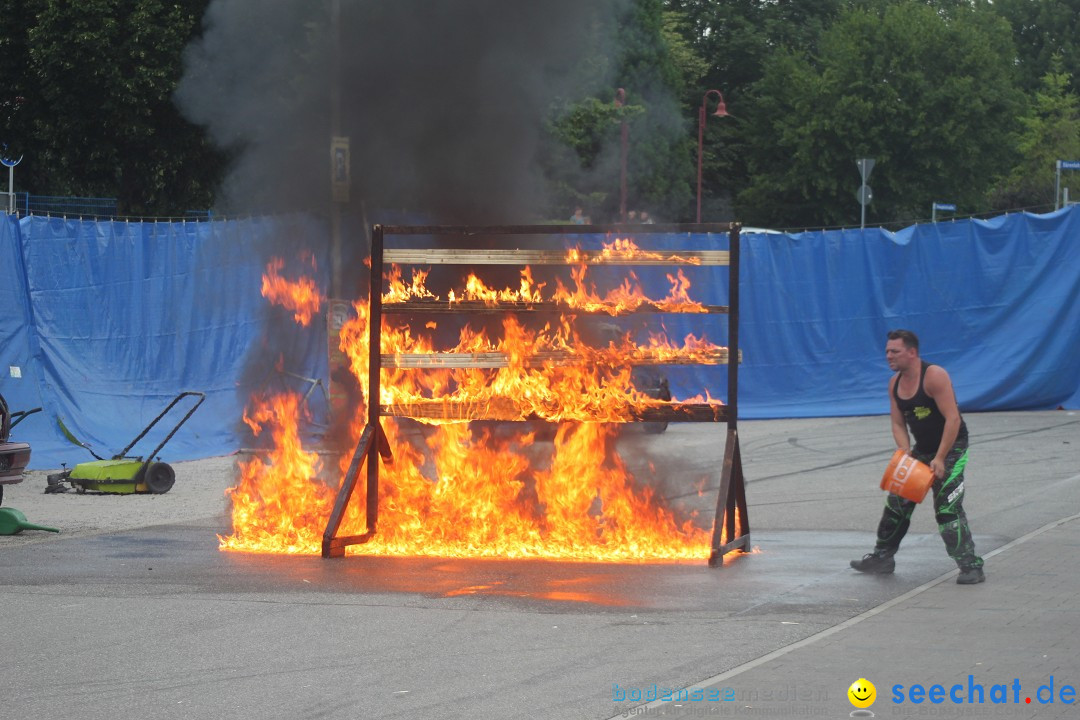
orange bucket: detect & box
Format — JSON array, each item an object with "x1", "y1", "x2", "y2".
[{"x1": 880, "y1": 449, "x2": 934, "y2": 503}]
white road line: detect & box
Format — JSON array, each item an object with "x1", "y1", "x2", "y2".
[{"x1": 605, "y1": 504, "x2": 1080, "y2": 720}]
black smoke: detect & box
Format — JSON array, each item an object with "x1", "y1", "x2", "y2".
[{"x1": 176, "y1": 0, "x2": 630, "y2": 224}]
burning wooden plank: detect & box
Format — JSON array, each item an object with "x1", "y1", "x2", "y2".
[
  {"x1": 382, "y1": 300, "x2": 730, "y2": 314},
  {"x1": 380, "y1": 349, "x2": 735, "y2": 369},
  {"x1": 379, "y1": 399, "x2": 728, "y2": 423}
]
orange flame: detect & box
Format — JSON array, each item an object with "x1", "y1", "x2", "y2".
[
  {"x1": 597, "y1": 237, "x2": 702, "y2": 265},
  {"x1": 222, "y1": 247, "x2": 741, "y2": 562},
  {"x1": 261, "y1": 257, "x2": 322, "y2": 326},
  {"x1": 384, "y1": 238, "x2": 707, "y2": 316},
  {"x1": 221, "y1": 392, "x2": 334, "y2": 553}
]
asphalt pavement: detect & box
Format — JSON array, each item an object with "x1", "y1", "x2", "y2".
[{"x1": 1, "y1": 410, "x2": 1077, "y2": 720}]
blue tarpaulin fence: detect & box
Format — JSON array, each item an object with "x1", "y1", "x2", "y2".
[
  {"x1": 1, "y1": 209, "x2": 1077, "y2": 470},
  {"x1": 2, "y1": 214, "x2": 330, "y2": 468}
]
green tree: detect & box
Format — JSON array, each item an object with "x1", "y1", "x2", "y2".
[
  {"x1": 615, "y1": 0, "x2": 704, "y2": 221},
  {"x1": 3, "y1": 0, "x2": 223, "y2": 215},
  {"x1": 663, "y1": 0, "x2": 844, "y2": 221},
  {"x1": 991, "y1": 61, "x2": 1080, "y2": 211},
  {"x1": 664, "y1": 0, "x2": 842, "y2": 94},
  {"x1": 735, "y1": 3, "x2": 1024, "y2": 229},
  {"x1": 542, "y1": 94, "x2": 637, "y2": 218},
  {"x1": 0, "y1": 0, "x2": 37, "y2": 160},
  {"x1": 541, "y1": 0, "x2": 709, "y2": 222},
  {"x1": 991, "y1": 0, "x2": 1080, "y2": 94}
]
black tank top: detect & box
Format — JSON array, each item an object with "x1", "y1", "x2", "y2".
[{"x1": 893, "y1": 361, "x2": 968, "y2": 452}]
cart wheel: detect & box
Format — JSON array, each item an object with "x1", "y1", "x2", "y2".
[{"x1": 145, "y1": 462, "x2": 175, "y2": 494}]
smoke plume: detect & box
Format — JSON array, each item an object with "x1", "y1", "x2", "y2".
[{"x1": 176, "y1": 0, "x2": 629, "y2": 223}]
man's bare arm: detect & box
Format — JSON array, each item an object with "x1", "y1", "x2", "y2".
[
  {"x1": 924, "y1": 365, "x2": 961, "y2": 478},
  {"x1": 889, "y1": 375, "x2": 910, "y2": 453}
]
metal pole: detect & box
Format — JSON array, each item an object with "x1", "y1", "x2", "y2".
[
  {"x1": 366, "y1": 224, "x2": 384, "y2": 533},
  {"x1": 616, "y1": 88, "x2": 627, "y2": 222},
  {"x1": 697, "y1": 91, "x2": 729, "y2": 224},
  {"x1": 1055, "y1": 160, "x2": 1062, "y2": 211},
  {"x1": 696, "y1": 102, "x2": 705, "y2": 224},
  {"x1": 7, "y1": 164, "x2": 12, "y2": 215},
  {"x1": 860, "y1": 198, "x2": 866, "y2": 230},
  {"x1": 330, "y1": 0, "x2": 343, "y2": 298},
  {"x1": 727, "y1": 225, "x2": 740, "y2": 429},
  {"x1": 931, "y1": 203, "x2": 936, "y2": 223}
]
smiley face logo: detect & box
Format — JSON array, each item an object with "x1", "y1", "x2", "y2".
[{"x1": 848, "y1": 678, "x2": 876, "y2": 708}]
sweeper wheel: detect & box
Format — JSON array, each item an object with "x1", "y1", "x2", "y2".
[{"x1": 145, "y1": 462, "x2": 175, "y2": 494}]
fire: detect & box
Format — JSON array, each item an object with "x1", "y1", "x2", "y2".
[
  {"x1": 384, "y1": 238, "x2": 707, "y2": 315},
  {"x1": 376, "y1": 313, "x2": 726, "y2": 423},
  {"x1": 220, "y1": 392, "x2": 334, "y2": 553},
  {"x1": 597, "y1": 237, "x2": 702, "y2": 265},
  {"x1": 261, "y1": 257, "x2": 322, "y2": 325},
  {"x1": 221, "y1": 240, "x2": 741, "y2": 562}
]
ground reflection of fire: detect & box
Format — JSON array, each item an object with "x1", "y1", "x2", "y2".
[{"x1": 221, "y1": 241, "x2": 739, "y2": 562}]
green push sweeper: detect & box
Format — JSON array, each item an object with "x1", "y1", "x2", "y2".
[{"x1": 46, "y1": 391, "x2": 205, "y2": 495}]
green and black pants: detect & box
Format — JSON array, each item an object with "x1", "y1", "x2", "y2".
[{"x1": 874, "y1": 440, "x2": 983, "y2": 570}]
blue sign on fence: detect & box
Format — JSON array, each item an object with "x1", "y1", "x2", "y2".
[{"x1": 934, "y1": 203, "x2": 957, "y2": 212}]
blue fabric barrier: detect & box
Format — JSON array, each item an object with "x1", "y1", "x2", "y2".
[
  {"x1": 0, "y1": 215, "x2": 47, "y2": 431},
  {"x1": 738, "y1": 209, "x2": 1080, "y2": 418},
  {"x1": 2, "y1": 214, "x2": 329, "y2": 469},
  {"x1": 1, "y1": 209, "x2": 1076, "y2": 471}
]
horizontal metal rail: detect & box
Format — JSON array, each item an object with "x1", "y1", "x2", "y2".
[
  {"x1": 383, "y1": 248, "x2": 729, "y2": 266},
  {"x1": 378, "y1": 222, "x2": 737, "y2": 236}
]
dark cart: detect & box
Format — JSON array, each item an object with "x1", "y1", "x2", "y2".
[{"x1": 0, "y1": 393, "x2": 42, "y2": 506}]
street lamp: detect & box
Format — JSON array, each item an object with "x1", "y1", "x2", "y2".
[
  {"x1": 615, "y1": 88, "x2": 628, "y2": 222},
  {"x1": 697, "y1": 89, "x2": 729, "y2": 223},
  {"x1": 1, "y1": 152, "x2": 21, "y2": 216}
]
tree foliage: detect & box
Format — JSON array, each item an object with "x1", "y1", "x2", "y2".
[
  {"x1": 734, "y1": 3, "x2": 1024, "y2": 228},
  {"x1": 990, "y1": 0, "x2": 1080, "y2": 94},
  {"x1": 1, "y1": 0, "x2": 223, "y2": 215},
  {"x1": 4, "y1": 0, "x2": 1080, "y2": 227},
  {"x1": 991, "y1": 60, "x2": 1080, "y2": 211},
  {"x1": 540, "y1": 0, "x2": 707, "y2": 222}
]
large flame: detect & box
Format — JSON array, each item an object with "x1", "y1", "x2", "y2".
[{"x1": 222, "y1": 238, "x2": 739, "y2": 561}]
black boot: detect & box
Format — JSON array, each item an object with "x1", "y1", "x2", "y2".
[
  {"x1": 956, "y1": 566, "x2": 985, "y2": 584},
  {"x1": 850, "y1": 551, "x2": 895, "y2": 574}
]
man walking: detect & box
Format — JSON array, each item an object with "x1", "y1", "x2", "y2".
[{"x1": 851, "y1": 329, "x2": 985, "y2": 584}]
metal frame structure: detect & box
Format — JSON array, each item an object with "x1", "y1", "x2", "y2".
[{"x1": 322, "y1": 223, "x2": 750, "y2": 566}]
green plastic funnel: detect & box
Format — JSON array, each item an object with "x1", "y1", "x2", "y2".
[{"x1": 0, "y1": 507, "x2": 60, "y2": 535}]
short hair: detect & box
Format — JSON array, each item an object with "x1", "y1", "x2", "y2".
[{"x1": 887, "y1": 329, "x2": 919, "y2": 351}]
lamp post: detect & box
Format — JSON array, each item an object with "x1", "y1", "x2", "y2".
[
  {"x1": 329, "y1": 0, "x2": 344, "y2": 298},
  {"x1": 1, "y1": 153, "x2": 21, "y2": 216},
  {"x1": 697, "y1": 89, "x2": 729, "y2": 223},
  {"x1": 615, "y1": 88, "x2": 628, "y2": 222}
]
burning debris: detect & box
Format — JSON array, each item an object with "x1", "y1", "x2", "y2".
[{"x1": 261, "y1": 256, "x2": 322, "y2": 326}]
